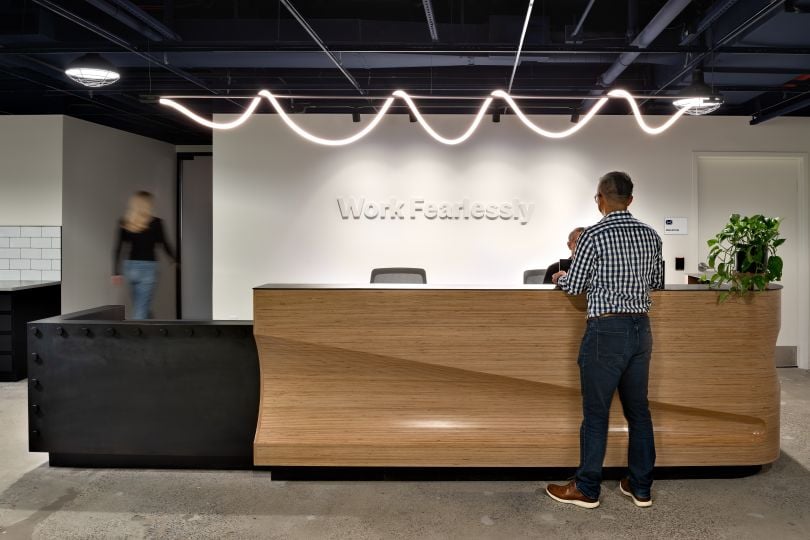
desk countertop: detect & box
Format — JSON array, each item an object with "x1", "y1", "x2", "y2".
[
  {"x1": 254, "y1": 283, "x2": 781, "y2": 291},
  {"x1": 0, "y1": 280, "x2": 61, "y2": 292}
]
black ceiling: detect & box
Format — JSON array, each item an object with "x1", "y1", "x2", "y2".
[{"x1": 1, "y1": 0, "x2": 809, "y2": 144}]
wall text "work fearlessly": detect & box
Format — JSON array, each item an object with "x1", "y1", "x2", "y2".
[{"x1": 337, "y1": 198, "x2": 535, "y2": 225}]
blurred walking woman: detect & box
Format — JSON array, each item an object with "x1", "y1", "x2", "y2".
[{"x1": 112, "y1": 191, "x2": 176, "y2": 319}]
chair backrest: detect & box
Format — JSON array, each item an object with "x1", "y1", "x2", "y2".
[
  {"x1": 523, "y1": 268, "x2": 547, "y2": 284},
  {"x1": 370, "y1": 267, "x2": 427, "y2": 284}
]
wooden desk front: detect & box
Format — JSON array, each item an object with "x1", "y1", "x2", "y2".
[{"x1": 253, "y1": 285, "x2": 780, "y2": 467}]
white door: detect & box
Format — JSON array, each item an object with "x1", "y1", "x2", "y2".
[{"x1": 696, "y1": 153, "x2": 805, "y2": 366}]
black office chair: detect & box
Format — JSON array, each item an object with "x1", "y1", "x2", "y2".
[
  {"x1": 523, "y1": 268, "x2": 547, "y2": 284},
  {"x1": 370, "y1": 267, "x2": 427, "y2": 284}
]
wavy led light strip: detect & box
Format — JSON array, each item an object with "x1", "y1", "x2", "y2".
[
  {"x1": 160, "y1": 89, "x2": 699, "y2": 145},
  {"x1": 160, "y1": 96, "x2": 262, "y2": 129},
  {"x1": 607, "y1": 89, "x2": 692, "y2": 134},
  {"x1": 393, "y1": 90, "x2": 493, "y2": 145},
  {"x1": 258, "y1": 90, "x2": 395, "y2": 146},
  {"x1": 491, "y1": 90, "x2": 609, "y2": 139}
]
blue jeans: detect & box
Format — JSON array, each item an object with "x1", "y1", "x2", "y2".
[
  {"x1": 575, "y1": 314, "x2": 655, "y2": 500},
  {"x1": 122, "y1": 260, "x2": 158, "y2": 320}
]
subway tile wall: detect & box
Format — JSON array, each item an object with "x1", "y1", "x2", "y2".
[{"x1": 0, "y1": 226, "x2": 61, "y2": 281}]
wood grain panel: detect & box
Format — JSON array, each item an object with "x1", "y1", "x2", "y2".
[{"x1": 253, "y1": 287, "x2": 780, "y2": 467}]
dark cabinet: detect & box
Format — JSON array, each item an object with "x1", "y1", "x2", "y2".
[{"x1": 0, "y1": 283, "x2": 60, "y2": 381}]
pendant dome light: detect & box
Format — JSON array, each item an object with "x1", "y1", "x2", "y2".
[
  {"x1": 672, "y1": 68, "x2": 723, "y2": 116},
  {"x1": 65, "y1": 53, "x2": 120, "y2": 87}
]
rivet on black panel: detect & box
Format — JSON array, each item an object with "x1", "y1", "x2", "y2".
[
  {"x1": 185, "y1": 328, "x2": 194, "y2": 337},
  {"x1": 31, "y1": 378, "x2": 40, "y2": 389},
  {"x1": 104, "y1": 327, "x2": 116, "y2": 337},
  {"x1": 159, "y1": 328, "x2": 168, "y2": 336},
  {"x1": 31, "y1": 352, "x2": 41, "y2": 364},
  {"x1": 213, "y1": 328, "x2": 221, "y2": 337},
  {"x1": 31, "y1": 326, "x2": 40, "y2": 337},
  {"x1": 56, "y1": 326, "x2": 65, "y2": 336},
  {"x1": 31, "y1": 404, "x2": 40, "y2": 414},
  {"x1": 81, "y1": 327, "x2": 91, "y2": 337},
  {"x1": 31, "y1": 429, "x2": 40, "y2": 437},
  {"x1": 133, "y1": 327, "x2": 142, "y2": 336}
]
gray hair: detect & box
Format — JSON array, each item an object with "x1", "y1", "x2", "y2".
[{"x1": 598, "y1": 171, "x2": 634, "y2": 204}]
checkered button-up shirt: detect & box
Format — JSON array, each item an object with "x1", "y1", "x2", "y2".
[{"x1": 557, "y1": 210, "x2": 663, "y2": 318}]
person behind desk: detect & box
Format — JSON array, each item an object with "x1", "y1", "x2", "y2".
[
  {"x1": 543, "y1": 227, "x2": 585, "y2": 284},
  {"x1": 546, "y1": 171, "x2": 663, "y2": 509},
  {"x1": 111, "y1": 191, "x2": 177, "y2": 319}
]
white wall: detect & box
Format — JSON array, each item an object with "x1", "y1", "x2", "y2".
[
  {"x1": 213, "y1": 113, "x2": 810, "y2": 363},
  {"x1": 62, "y1": 117, "x2": 176, "y2": 317},
  {"x1": 0, "y1": 116, "x2": 63, "y2": 226}
]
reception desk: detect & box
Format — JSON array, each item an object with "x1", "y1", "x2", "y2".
[{"x1": 253, "y1": 284, "x2": 781, "y2": 468}]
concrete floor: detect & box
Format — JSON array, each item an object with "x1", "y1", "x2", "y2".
[{"x1": 1, "y1": 370, "x2": 809, "y2": 540}]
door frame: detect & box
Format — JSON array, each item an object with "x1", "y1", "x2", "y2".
[{"x1": 176, "y1": 151, "x2": 213, "y2": 319}]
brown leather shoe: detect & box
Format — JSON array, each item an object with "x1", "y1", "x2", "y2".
[
  {"x1": 545, "y1": 480, "x2": 600, "y2": 509},
  {"x1": 619, "y1": 477, "x2": 652, "y2": 507}
]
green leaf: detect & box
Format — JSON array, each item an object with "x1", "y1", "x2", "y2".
[{"x1": 768, "y1": 256, "x2": 783, "y2": 281}]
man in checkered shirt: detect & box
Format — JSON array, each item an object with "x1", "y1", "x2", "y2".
[{"x1": 545, "y1": 171, "x2": 663, "y2": 510}]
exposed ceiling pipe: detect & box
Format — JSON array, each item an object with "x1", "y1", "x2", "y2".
[
  {"x1": 646, "y1": 0, "x2": 786, "y2": 101},
  {"x1": 598, "y1": 0, "x2": 692, "y2": 90},
  {"x1": 84, "y1": 0, "x2": 165, "y2": 41},
  {"x1": 279, "y1": 0, "x2": 365, "y2": 96},
  {"x1": 422, "y1": 0, "x2": 439, "y2": 42},
  {"x1": 750, "y1": 91, "x2": 810, "y2": 124},
  {"x1": 571, "y1": 0, "x2": 597, "y2": 39},
  {"x1": 508, "y1": 0, "x2": 535, "y2": 94},
  {"x1": 579, "y1": 0, "x2": 692, "y2": 111},
  {"x1": 679, "y1": 0, "x2": 740, "y2": 45},
  {"x1": 106, "y1": 0, "x2": 182, "y2": 41}
]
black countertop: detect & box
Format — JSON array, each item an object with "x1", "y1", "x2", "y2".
[{"x1": 0, "y1": 280, "x2": 61, "y2": 292}]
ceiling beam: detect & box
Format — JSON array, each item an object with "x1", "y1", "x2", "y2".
[
  {"x1": 680, "y1": 0, "x2": 741, "y2": 45},
  {"x1": 84, "y1": 0, "x2": 169, "y2": 42},
  {"x1": 278, "y1": 0, "x2": 365, "y2": 95},
  {"x1": 508, "y1": 0, "x2": 535, "y2": 93},
  {"x1": 105, "y1": 0, "x2": 181, "y2": 41},
  {"x1": 421, "y1": 1, "x2": 439, "y2": 42},
  {"x1": 750, "y1": 91, "x2": 810, "y2": 124},
  {"x1": 570, "y1": 0, "x2": 597, "y2": 40},
  {"x1": 3, "y1": 43, "x2": 810, "y2": 55}
]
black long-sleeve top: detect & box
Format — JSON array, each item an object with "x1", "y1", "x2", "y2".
[{"x1": 113, "y1": 217, "x2": 176, "y2": 274}]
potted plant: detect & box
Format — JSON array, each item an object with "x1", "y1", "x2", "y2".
[{"x1": 706, "y1": 214, "x2": 785, "y2": 302}]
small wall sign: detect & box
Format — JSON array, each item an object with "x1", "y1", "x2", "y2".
[{"x1": 664, "y1": 217, "x2": 688, "y2": 235}]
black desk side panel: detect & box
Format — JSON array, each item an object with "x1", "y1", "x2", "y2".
[{"x1": 28, "y1": 310, "x2": 259, "y2": 468}]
